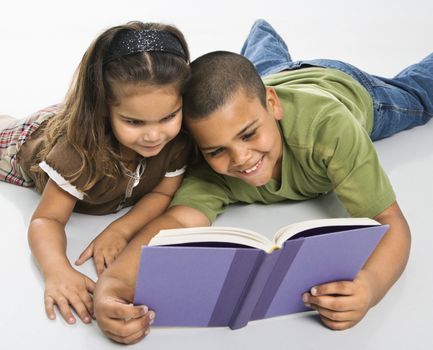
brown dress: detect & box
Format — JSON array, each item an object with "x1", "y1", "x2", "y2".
[{"x1": 15, "y1": 106, "x2": 192, "y2": 215}]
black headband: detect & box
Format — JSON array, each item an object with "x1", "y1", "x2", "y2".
[{"x1": 104, "y1": 29, "x2": 187, "y2": 63}]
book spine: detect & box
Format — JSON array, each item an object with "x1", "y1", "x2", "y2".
[
  {"x1": 250, "y1": 239, "x2": 304, "y2": 321},
  {"x1": 228, "y1": 250, "x2": 281, "y2": 329},
  {"x1": 208, "y1": 249, "x2": 264, "y2": 327}
]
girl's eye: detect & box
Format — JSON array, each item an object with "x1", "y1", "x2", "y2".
[
  {"x1": 125, "y1": 119, "x2": 143, "y2": 126},
  {"x1": 241, "y1": 130, "x2": 256, "y2": 141},
  {"x1": 208, "y1": 148, "x2": 224, "y2": 157}
]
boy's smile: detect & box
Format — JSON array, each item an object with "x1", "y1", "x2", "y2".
[{"x1": 186, "y1": 87, "x2": 284, "y2": 186}]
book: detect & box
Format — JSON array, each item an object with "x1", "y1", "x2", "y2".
[{"x1": 133, "y1": 217, "x2": 388, "y2": 329}]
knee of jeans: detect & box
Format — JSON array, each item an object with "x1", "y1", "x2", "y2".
[
  {"x1": 251, "y1": 19, "x2": 272, "y2": 31},
  {"x1": 249, "y1": 19, "x2": 283, "y2": 45}
]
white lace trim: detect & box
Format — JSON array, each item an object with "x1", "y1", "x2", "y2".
[
  {"x1": 39, "y1": 161, "x2": 84, "y2": 200},
  {"x1": 165, "y1": 166, "x2": 186, "y2": 177}
]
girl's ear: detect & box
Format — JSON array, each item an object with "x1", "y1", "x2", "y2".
[{"x1": 265, "y1": 87, "x2": 283, "y2": 120}]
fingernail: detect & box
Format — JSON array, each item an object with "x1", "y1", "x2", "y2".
[
  {"x1": 145, "y1": 329, "x2": 151, "y2": 336},
  {"x1": 302, "y1": 293, "x2": 308, "y2": 303},
  {"x1": 148, "y1": 311, "x2": 156, "y2": 320},
  {"x1": 311, "y1": 287, "x2": 318, "y2": 295},
  {"x1": 68, "y1": 317, "x2": 75, "y2": 324},
  {"x1": 84, "y1": 316, "x2": 90, "y2": 323},
  {"x1": 149, "y1": 318, "x2": 154, "y2": 325},
  {"x1": 142, "y1": 305, "x2": 149, "y2": 313},
  {"x1": 304, "y1": 303, "x2": 311, "y2": 308}
]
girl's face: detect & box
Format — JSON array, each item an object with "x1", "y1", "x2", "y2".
[{"x1": 109, "y1": 84, "x2": 182, "y2": 160}]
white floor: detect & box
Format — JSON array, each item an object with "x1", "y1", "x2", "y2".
[{"x1": 1, "y1": 1, "x2": 433, "y2": 349}]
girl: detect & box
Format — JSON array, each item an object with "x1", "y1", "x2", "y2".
[{"x1": 0, "y1": 21, "x2": 191, "y2": 325}]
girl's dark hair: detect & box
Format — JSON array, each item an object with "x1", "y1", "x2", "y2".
[{"x1": 32, "y1": 21, "x2": 190, "y2": 191}]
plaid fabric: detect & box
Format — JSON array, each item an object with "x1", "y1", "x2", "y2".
[{"x1": 0, "y1": 105, "x2": 59, "y2": 187}]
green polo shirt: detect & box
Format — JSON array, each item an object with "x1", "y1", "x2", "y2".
[{"x1": 170, "y1": 67, "x2": 395, "y2": 222}]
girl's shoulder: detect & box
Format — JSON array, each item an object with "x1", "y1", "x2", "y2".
[{"x1": 41, "y1": 132, "x2": 99, "y2": 198}]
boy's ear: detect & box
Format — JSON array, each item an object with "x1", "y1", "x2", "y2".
[{"x1": 266, "y1": 87, "x2": 283, "y2": 120}]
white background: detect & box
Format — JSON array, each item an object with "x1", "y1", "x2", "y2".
[{"x1": 1, "y1": 0, "x2": 433, "y2": 349}]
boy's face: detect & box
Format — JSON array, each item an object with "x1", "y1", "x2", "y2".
[{"x1": 186, "y1": 87, "x2": 284, "y2": 187}]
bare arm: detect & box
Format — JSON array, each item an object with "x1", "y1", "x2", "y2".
[
  {"x1": 76, "y1": 175, "x2": 184, "y2": 275},
  {"x1": 303, "y1": 201, "x2": 411, "y2": 329},
  {"x1": 28, "y1": 179, "x2": 95, "y2": 324},
  {"x1": 28, "y1": 180, "x2": 76, "y2": 276},
  {"x1": 94, "y1": 205, "x2": 210, "y2": 344},
  {"x1": 361, "y1": 201, "x2": 411, "y2": 306},
  {"x1": 94, "y1": 175, "x2": 185, "y2": 240}
]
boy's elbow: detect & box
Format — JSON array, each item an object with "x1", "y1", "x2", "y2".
[
  {"x1": 374, "y1": 201, "x2": 411, "y2": 254},
  {"x1": 374, "y1": 202, "x2": 409, "y2": 229},
  {"x1": 165, "y1": 205, "x2": 211, "y2": 228}
]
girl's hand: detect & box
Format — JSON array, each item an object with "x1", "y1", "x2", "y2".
[
  {"x1": 302, "y1": 269, "x2": 374, "y2": 330},
  {"x1": 75, "y1": 228, "x2": 129, "y2": 276},
  {"x1": 75, "y1": 176, "x2": 186, "y2": 276},
  {"x1": 44, "y1": 267, "x2": 95, "y2": 324}
]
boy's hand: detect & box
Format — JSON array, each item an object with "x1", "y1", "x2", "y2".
[
  {"x1": 44, "y1": 267, "x2": 95, "y2": 324},
  {"x1": 302, "y1": 269, "x2": 374, "y2": 330},
  {"x1": 75, "y1": 228, "x2": 129, "y2": 276},
  {"x1": 94, "y1": 278, "x2": 155, "y2": 344}
]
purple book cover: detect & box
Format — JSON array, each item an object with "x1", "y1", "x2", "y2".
[
  {"x1": 133, "y1": 224, "x2": 388, "y2": 328},
  {"x1": 134, "y1": 246, "x2": 262, "y2": 326},
  {"x1": 250, "y1": 225, "x2": 388, "y2": 321}
]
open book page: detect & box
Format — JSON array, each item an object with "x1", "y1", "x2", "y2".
[
  {"x1": 148, "y1": 218, "x2": 381, "y2": 253},
  {"x1": 149, "y1": 226, "x2": 275, "y2": 252},
  {"x1": 274, "y1": 217, "x2": 380, "y2": 247}
]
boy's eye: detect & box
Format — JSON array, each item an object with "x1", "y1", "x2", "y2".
[
  {"x1": 207, "y1": 148, "x2": 224, "y2": 157},
  {"x1": 161, "y1": 113, "x2": 176, "y2": 122},
  {"x1": 241, "y1": 130, "x2": 256, "y2": 141}
]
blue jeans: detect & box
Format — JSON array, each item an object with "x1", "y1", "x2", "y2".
[{"x1": 241, "y1": 19, "x2": 433, "y2": 141}]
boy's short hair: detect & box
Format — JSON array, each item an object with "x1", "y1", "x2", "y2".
[{"x1": 183, "y1": 51, "x2": 267, "y2": 120}]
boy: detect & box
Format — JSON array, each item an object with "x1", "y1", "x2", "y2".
[{"x1": 94, "y1": 20, "x2": 432, "y2": 344}]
